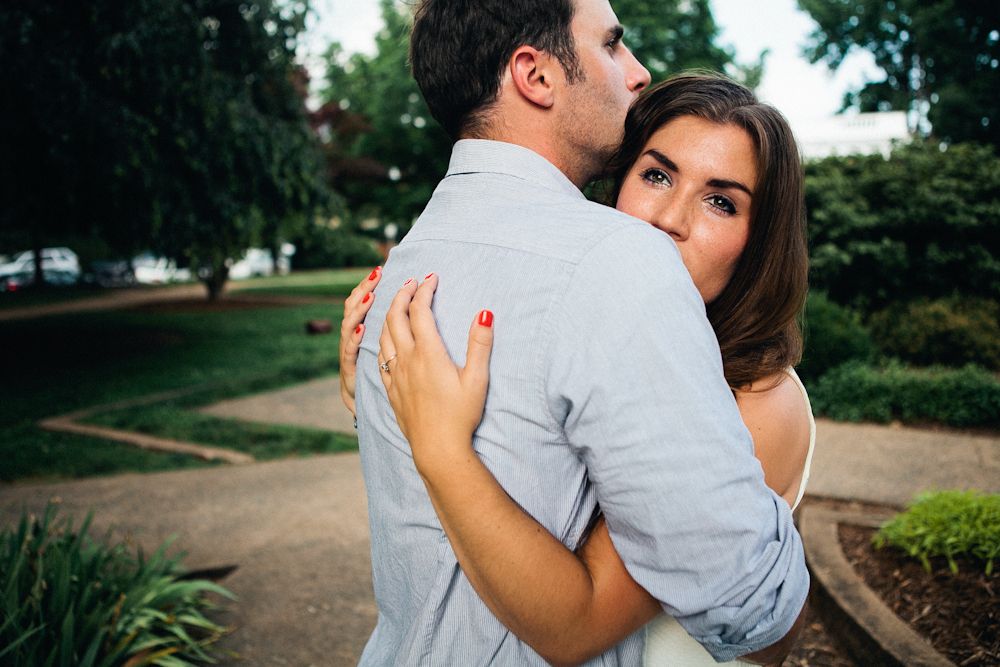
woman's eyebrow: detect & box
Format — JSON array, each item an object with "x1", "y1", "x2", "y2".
[
  {"x1": 644, "y1": 149, "x2": 753, "y2": 197},
  {"x1": 644, "y1": 149, "x2": 678, "y2": 172},
  {"x1": 708, "y1": 178, "x2": 754, "y2": 197}
]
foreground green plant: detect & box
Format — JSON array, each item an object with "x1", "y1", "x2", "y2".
[
  {"x1": 874, "y1": 490, "x2": 1000, "y2": 575},
  {"x1": 0, "y1": 505, "x2": 233, "y2": 666}
]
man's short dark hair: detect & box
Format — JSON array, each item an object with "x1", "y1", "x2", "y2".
[{"x1": 410, "y1": 0, "x2": 583, "y2": 140}]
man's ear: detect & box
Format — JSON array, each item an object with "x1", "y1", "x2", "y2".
[{"x1": 509, "y1": 46, "x2": 557, "y2": 108}]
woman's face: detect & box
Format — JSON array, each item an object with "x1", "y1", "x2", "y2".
[{"x1": 616, "y1": 116, "x2": 758, "y2": 303}]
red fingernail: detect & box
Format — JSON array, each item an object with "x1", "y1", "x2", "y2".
[
  {"x1": 425, "y1": 272, "x2": 434, "y2": 279},
  {"x1": 354, "y1": 324, "x2": 362, "y2": 335},
  {"x1": 368, "y1": 267, "x2": 381, "y2": 281},
  {"x1": 478, "y1": 310, "x2": 494, "y2": 328},
  {"x1": 362, "y1": 293, "x2": 371, "y2": 304},
  {"x1": 404, "y1": 278, "x2": 413, "y2": 286}
]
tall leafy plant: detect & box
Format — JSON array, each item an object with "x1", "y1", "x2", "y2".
[{"x1": 0, "y1": 505, "x2": 233, "y2": 666}]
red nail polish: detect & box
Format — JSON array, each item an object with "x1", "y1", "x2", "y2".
[
  {"x1": 404, "y1": 278, "x2": 413, "y2": 286},
  {"x1": 368, "y1": 268, "x2": 380, "y2": 281},
  {"x1": 425, "y1": 272, "x2": 434, "y2": 279},
  {"x1": 362, "y1": 293, "x2": 371, "y2": 304},
  {"x1": 355, "y1": 324, "x2": 362, "y2": 335},
  {"x1": 478, "y1": 310, "x2": 494, "y2": 328}
]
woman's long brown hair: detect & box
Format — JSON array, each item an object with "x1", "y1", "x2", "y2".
[{"x1": 605, "y1": 72, "x2": 808, "y2": 390}]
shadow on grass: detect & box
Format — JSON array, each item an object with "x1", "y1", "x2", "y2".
[{"x1": 1, "y1": 301, "x2": 354, "y2": 482}]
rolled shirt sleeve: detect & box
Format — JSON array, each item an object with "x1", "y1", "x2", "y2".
[{"x1": 543, "y1": 222, "x2": 810, "y2": 661}]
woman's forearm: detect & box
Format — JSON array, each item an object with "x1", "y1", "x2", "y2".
[{"x1": 416, "y1": 441, "x2": 658, "y2": 664}]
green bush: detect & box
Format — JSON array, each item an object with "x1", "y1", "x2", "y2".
[
  {"x1": 874, "y1": 490, "x2": 1000, "y2": 575},
  {"x1": 868, "y1": 296, "x2": 1000, "y2": 370},
  {"x1": 292, "y1": 225, "x2": 383, "y2": 270},
  {"x1": 0, "y1": 505, "x2": 233, "y2": 666},
  {"x1": 805, "y1": 141, "x2": 1000, "y2": 313},
  {"x1": 799, "y1": 292, "x2": 877, "y2": 382},
  {"x1": 810, "y1": 361, "x2": 1000, "y2": 427}
]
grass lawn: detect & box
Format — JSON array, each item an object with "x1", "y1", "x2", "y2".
[
  {"x1": 0, "y1": 284, "x2": 118, "y2": 310},
  {"x1": 227, "y1": 268, "x2": 371, "y2": 299},
  {"x1": 1, "y1": 297, "x2": 355, "y2": 483}
]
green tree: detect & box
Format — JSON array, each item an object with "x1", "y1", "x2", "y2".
[
  {"x1": 798, "y1": 0, "x2": 1000, "y2": 146},
  {"x1": 0, "y1": 0, "x2": 330, "y2": 298},
  {"x1": 320, "y1": 1, "x2": 452, "y2": 238},
  {"x1": 615, "y1": 0, "x2": 765, "y2": 87}
]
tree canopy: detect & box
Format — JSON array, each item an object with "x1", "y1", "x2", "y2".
[
  {"x1": 798, "y1": 0, "x2": 1000, "y2": 146},
  {"x1": 615, "y1": 0, "x2": 765, "y2": 88},
  {"x1": 0, "y1": 0, "x2": 330, "y2": 297}
]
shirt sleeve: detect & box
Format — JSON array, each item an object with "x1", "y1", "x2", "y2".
[{"x1": 542, "y1": 222, "x2": 809, "y2": 662}]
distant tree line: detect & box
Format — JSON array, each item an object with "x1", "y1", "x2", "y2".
[{"x1": 0, "y1": 0, "x2": 332, "y2": 298}]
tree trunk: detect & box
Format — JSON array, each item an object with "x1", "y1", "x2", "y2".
[
  {"x1": 203, "y1": 262, "x2": 229, "y2": 301},
  {"x1": 30, "y1": 227, "x2": 45, "y2": 288}
]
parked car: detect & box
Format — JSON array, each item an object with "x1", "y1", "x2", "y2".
[
  {"x1": 0, "y1": 247, "x2": 81, "y2": 290},
  {"x1": 86, "y1": 260, "x2": 136, "y2": 288},
  {"x1": 227, "y1": 244, "x2": 295, "y2": 280},
  {"x1": 132, "y1": 253, "x2": 192, "y2": 284}
]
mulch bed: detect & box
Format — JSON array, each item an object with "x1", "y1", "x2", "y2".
[
  {"x1": 840, "y1": 524, "x2": 999, "y2": 666},
  {"x1": 785, "y1": 609, "x2": 857, "y2": 667}
]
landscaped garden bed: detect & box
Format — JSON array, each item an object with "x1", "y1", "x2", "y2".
[
  {"x1": 841, "y1": 523, "x2": 998, "y2": 665},
  {"x1": 803, "y1": 492, "x2": 999, "y2": 667}
]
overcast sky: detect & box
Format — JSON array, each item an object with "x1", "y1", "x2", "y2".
[{"x1": 302, "y1": 0, "x2": 884, "y2": 128}]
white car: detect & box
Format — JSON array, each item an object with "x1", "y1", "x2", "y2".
[
  {"x1": 227, "y1": 245, "x2": 294, "y2": 280},
  {"x1": 132, "y1": 253, "x2": 192, "y2": 284},
  {"x1": 0, "y1": 247, "x2": 81, "y2": 288}
]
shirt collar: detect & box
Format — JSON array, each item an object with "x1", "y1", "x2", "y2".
[{"x1": 445, "y1": 139, "x2": 586, "y2": 201}]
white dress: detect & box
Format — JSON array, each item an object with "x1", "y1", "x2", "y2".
[{"x1": 642, "y1": 368, "x2": 816, "y2": 665}]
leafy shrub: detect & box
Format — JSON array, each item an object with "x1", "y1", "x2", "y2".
[
  {"x1": 798, "y1": 292, "x2": 877, "y2": 382},
  {"x1": 874, "y1": 490, "x2": 1000, "y2": 574},
  {"x1": 868, "y1": 296, "x2": 1000, "y2": 370},
  {"x1": 0, "y1": 505, "x2": 233, "y2": 666},
  {"x1": 809, "y1": 361, "x2": 1000, "y2": 428},
  {"x1": 805, "y1": 141, "x2": 1000, "y2": 313},
  {"x1": 292, "y1": 225, "x2": 383, "y2": 269}
]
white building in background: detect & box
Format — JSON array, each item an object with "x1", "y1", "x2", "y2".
[{"x1": 793, "y1": 111, "x2": 911, "y2": 160}]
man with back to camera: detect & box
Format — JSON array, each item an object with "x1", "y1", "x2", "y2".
[{"x1": 352, "y1": 0, "x2": 809, "y2": 663}]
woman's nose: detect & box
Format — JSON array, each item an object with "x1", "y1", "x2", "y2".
[{"x1": 650, "y1": 206, "x2": 689, "y2": 242}]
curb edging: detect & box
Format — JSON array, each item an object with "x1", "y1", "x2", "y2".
[
  {"x1": 38, "y1": 387, "x2": 255, "y2": 465},
  {"x1": 800, "y1": 505, "x2": 956, "y2": 667}
]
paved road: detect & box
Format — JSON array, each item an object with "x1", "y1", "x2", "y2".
[{"x1": 2, "y1": 378, "x2": 998, "y2": 665}]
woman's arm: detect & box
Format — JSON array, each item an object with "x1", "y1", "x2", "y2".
[{"x1": 377, "y1": 277, "x2": 809, "y2": 664}]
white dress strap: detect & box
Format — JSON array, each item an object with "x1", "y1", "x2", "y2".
[{"x1": 782, "y1": 367, "x2": 816, "y2": 511}]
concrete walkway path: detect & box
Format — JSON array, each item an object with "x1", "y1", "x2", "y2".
[
  {"x1": 2, "y1": 377, "x2": 998, "y2": 665},
  {"x1": 199, "y1": 375, "x2": 1000, "y2": 506}
]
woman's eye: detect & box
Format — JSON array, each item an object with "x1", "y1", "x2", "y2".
[
  {"x1": 708, "y1": 194, "x2": 736, "y2": 215},
  {"x1": 640, "y1": 168, "x2": 670, "y2": 186}
]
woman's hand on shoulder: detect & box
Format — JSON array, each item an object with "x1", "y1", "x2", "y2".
[
  {"x1": 378, "y1": 274, "x2": 494, "y2": 477},
  {"x1": 339, "y1": 266, "x2": 382, "y2": 417},
  {"x1": 734, "y1": 371, "x2": 811, "y2": 508}
]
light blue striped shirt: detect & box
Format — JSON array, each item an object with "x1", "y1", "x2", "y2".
[{"x1": 355, "y1": 139, "x2": 809, "y2": 665}]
